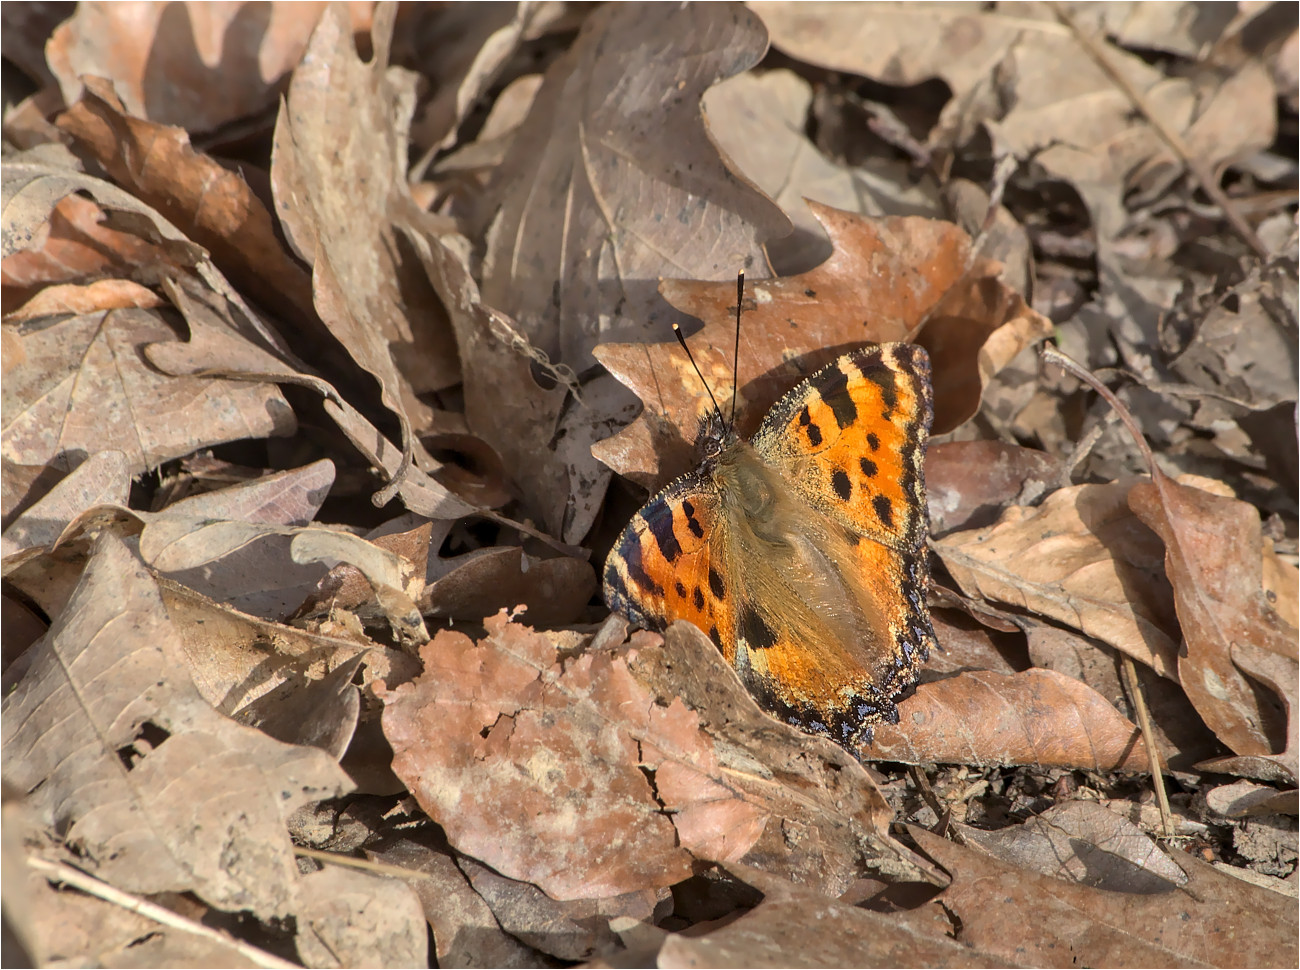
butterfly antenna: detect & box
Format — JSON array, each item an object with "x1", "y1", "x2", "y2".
[
  {"x1": 731, "y1": 270, "x2": 743, "y2": 429},
  {"x1": 672, "y1": 323, "x2": 725, "y2": 426}
]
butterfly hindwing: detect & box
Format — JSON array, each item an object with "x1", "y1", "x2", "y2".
[{"x1": 603, "y1": 474, "x2": 736, "y2": 657}]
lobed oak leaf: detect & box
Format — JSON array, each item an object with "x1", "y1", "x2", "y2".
[
  {"x1": 381, "y1": 611, "x2": 766, "y2": 900},
  {"x1": 1, "y1": 533, "x2": 352, "y2": 918},
  {"x1": 594, "y1": 204, "x2": 1051, "y2": 488}
]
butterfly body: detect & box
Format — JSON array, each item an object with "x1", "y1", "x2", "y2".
[{"x1": 604, "y1": 343, "x2": 936, "y2": 752}]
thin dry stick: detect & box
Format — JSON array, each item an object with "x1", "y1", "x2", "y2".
[
  {"x1": 1049, "y1": 2, "x2": 1269, "y2": 259},
  {"x1": 1120, "y1": 654, "x2": 1176, "y2": 838},
  {"x1": 294, "y1": 846, "x2": 435, "y2": 881},
  {"x1": 1040, "y1": 343, "x2": 1175, "y2": 836},
  {"x1": 25, "y1": 856, "x2": 302, "y2": 970}
]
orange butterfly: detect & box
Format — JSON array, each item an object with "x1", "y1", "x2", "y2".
[{"x1": 603, "y1": 288, "x2": 936, "y2": 753}]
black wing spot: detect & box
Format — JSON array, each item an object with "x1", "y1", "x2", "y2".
[
  {"x1": 682, "y1": 499, "x2": 705, "y2": 538},
  {"x1": 831, "y1": 469, "x2": 852, "y2": 501},
  {"x1": 873, "y1": 494, "x2": 895, "y2": 530},
  {"x1": 674, "y1": 581, "x2": 687, "y2": 598},
  {"x1": 740, "y1": 607, "x2": 779, "y2": 650},
  {"x1": 622, "y1": 541, "x2": 663, "y2": 598},
  {"x1": 647, "y1": 507, "x2": 682, "y2": 563},
  {"x1": 820, "y1": 366, "x2": 857, "y2": 430},
  {"x1": 708, "y1": 566, "x2": 726, "y2": 600},
  {"x1": 874, "y1": 367, "x2": 899, "y2": 412},
  {"x1": 693, "y1": 587, "x2": 705, "y2": 610},
  {"x1": 708, "y1": 625, "x2": 722, "y2": 648},
  {"x1": 866, "y1": 432, "x2": 880, "y2": 451},
  {"x1": 798, "y1": 406, "x2": 823, "y2": 446},
  {"x1": 860, "y1": 457, "x2": 878, "y2": 478}
]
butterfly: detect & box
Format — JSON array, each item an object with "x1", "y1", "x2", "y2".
[{"x1": 602, "y1": 305, "x2": 936, "y2": 754}]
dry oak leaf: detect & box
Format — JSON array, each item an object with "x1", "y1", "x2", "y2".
[
  {"x1": 911, "y1": 825, "x2": 1298, "y2": 969},
  {"x1": 649, "y1": 861, "x2": 1002, "y2": 969},
  {"x1": 594, "y1": 204, "x2": 1051, "y2": 488},
  {"x1": 623, "y1": 621, "x2": 940, "y2": 896},
  {"x1": 478, "y1": 0, "x2": 788, "y2": 369},
  {"x1": 1, "y1": 532, "x2": 352, "y2": 919},
  {"x1": 55, "y1": 77, "x2": 315, "y2": 331},
  {"x1": 870, "y1": 667, "x2": 1150, "y2": 772},
  {"x1": 381, "y1": 610, "x2": 766, "y2": 900},
  {"x1": 272, "y1": 3, "x2": 459, "y2": 501},
  {"x1": 0, "y1": 449, "x2": 130, "y2": 561},
  {"x1": 934, "y1": 481, "x2": 1182, "y2": 679},
  {"x1": 1129, "y1": 473, "x2": 1298, "y2": 768},
  {"x1": 926, "y1": 439, "x2": 1064, "y2": 537},
  {"x1": 46, "y1": 2, "x2": 370, "y2": 135},
  {"x1": 1, "y1": 307, "x2": 293, "y2": 477},
  {"x1": 292, "y1": 865, "x2": 428, "y2": 969}
]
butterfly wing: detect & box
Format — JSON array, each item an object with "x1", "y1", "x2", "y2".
[
  {"x1": 730, "y1": 344, "x2": 936, "y2": 744},
  {"x1": 603, "y1": 472, "x2": 736, "y2": 657}
]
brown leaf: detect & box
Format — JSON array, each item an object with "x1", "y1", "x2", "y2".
[
  {"x1": 2, "y1": 308, "x2": 293, "y2": 476},
  {"x1": 1, "y1": 449, "x2": 130, "y2": 560},
  {"x1": 625, "y1": 621, "x2": 940, "y2": 895},
  {"x1": 594, "y1": 205, "x2": 1050, "y2": 487},
  {"x1": 653, "y1": 861, "x2": 1002, "y2": 968},
  {"x1": 458, "y1": 856, "x2": 660, "y2": 963},
  {"x1": 912, "y1": 825, "x2": 1298, "y2": 969},
  {"x1": 1129, "y1": 474, "x2": 1298, "y2": 765},
  {"x1": 872, "y1": 668, "x2": 1150, "y2": 772},
  {"x1": 478, "y1": 1, "x2": 787, "y2": 368},
  {"x1": 364, "y1": 833, "x2": 539, "y2": 968},
  {"x1": 927, "y1": 440, "x2": 1064, "y2": 537},
  {"x1": 958, "y1": 801, "x2": 1188, "y2": 892},
  {"x1": 0, "y1": 533, "x2": 352, "y2": 918},
  {"x1": 292, "y1": 866, "x2": 427, "y2": 969},
  {"x1": 381, "y1": 611, "x2": 766, "y2": 900},
  {"x1": 46, "y1": 2, "x2": 366, "y2": 135},
  {"x1": 271, "y1": 4, "x2": 459, "y2": 500},
  {"x1": 935, "y1": 482, "x2": 1182, "y2": 679},
  {"x1": 700, "y1": 68, "x2": 940, "y2": 274},
  {"x1": 1022, "y1": 617, "x2": 1222, "y2": 769},
  {"x1": 55, "y1": 77, "x2": 316, "y2": 331}
]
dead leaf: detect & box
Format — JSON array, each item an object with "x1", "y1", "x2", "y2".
[
  {"x1": 1, "y1": 532, "x2": 352, "y2": 918},
  {"x1": 594, "y1": 205, "x2": 1050, "y2": 488},
  {"x1": 56, "y1": 77, "x2": 317, "y2": 332},
  {"x1": 872, "y1": 667, "x2": 1151, "y2": 772},
  {"x1": 624, "y1": 621, "x2": 939, "y2": 895},
  {"x1": 701, "y1": 68, "x2": 940, "y2": 274},
  {"x1": 653, "y1": 861, "x2": 1002, "y2": 969},
  {"x1": 2, "y1": 308, "x2": 293, "y2": 476},
  {"x1": 364, "y1": 832, "x2": 539, "y2": 968},
  {"x1": 271, "y1": 4, "x2": 459, "y2": 492},
  {"x1": 926, "y1": 440, "x2": 1064, "y2": 537},
  {"x1": 292, "y1": 865, "x2": 428, "y2": 969},
  {"x1": 46, "y1": 2, "x2": 368, "y2": 135},
  {"x1": 1129, "y1": 473, "x2": 1298, "y2": 762},
  {"x1": 935, "y1": 482, "x2": 1182, "y2": 679},
  {"x1": 478, "y1": 1, "x2": 787, "y2": 368},
  {"x1": 958, "y1": 800, "x2": 1188, "y2": 892},
  {"x1": 1, "y1": 449, "x2": 130, "y2": 559},
  {"x1": 382, "y1": 611, "x2": 765, "y2": 900},
  {"x1": 912, "y1": 825, "x2": 1298, "y2": 969}
]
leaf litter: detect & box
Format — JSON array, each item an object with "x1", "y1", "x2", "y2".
[{"x1": 1, "y1": 2, "x2": 1296, "y2": 968}]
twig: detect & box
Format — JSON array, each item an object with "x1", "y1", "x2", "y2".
[
  {"x1": 293, "y1": 847, "x2": 434, "y2": 881},
  {"x1": 1040, "y1": 344, "x2": 1176, "y2": 836},
  {"x1": 1119, "y1": 655, "x2": 1176, "y2": 838},
  {"x1": 25, "y1": 856, "x2": 301, "y2": 970},
  {"x1": 1049, "y1": 2, "x2": 1269, "y2": 259}
]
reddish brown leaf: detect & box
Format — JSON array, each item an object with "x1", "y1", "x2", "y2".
[
  {"x1": 912, "y1": 825, "x2": 1298, "y2": 969},
  {"x1": 55, "y1": 78, "x2": 315, "y2": 330},
  {"x1": 381, "y1": 612, "x2": 766, "y2": 900},
  {"x1": 873, "y1": 668, "x2": 1150, "y2": 771},
  {"x1": 594, "y1": 205, "x2": 1051, "y2": 488},
  {"x1": 935, "y1": 482, "x2": 1182, "y2": 679},
  {"x1": 927, "y1": 440, "x2": 1065, "y2": 537},
  {"x1": 1129, "y1": 474, "x2": 1298, "y2": 763}
]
